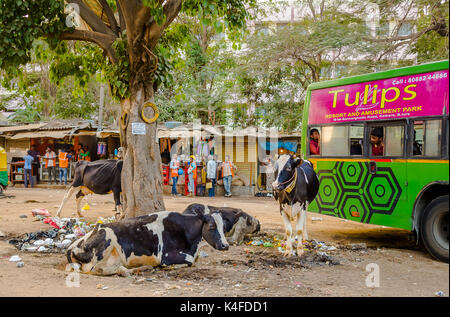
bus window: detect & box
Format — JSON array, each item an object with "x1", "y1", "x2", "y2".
[
  {"x1": 349, "y1": 125, "x2": 364, "y2": 155},
  {"x1": 322, "y1": 126, "x2": 348, "y2": 157},
  {"x1": 309, "y1": 127, "x2": 321, "y2": 155},
  {"x1": 413, "y1": 121, "x2": 424, "y2": 156},
  {"x1": 424, "y1": 120, "x2": 442, "y2": 157},
  {"x1": 385, "y1": 126, "x2": 405, "y2": 157},
  {"x1": 369, "y1": 126, "x2": 384, "y2": 156}
]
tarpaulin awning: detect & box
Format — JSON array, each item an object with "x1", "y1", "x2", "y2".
[
  {"x1": 10, "y1": 130, "x2": 71, "y2": 140},
  {"x1": 258, "y1": 139, "x2": 298, "y2": 153}
]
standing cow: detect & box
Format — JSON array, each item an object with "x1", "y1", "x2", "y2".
[
  {"x1": 272, "y1": 154, "x2": 319, "y2": 257},
  {"x1": 66, "y1": 210, "x2": 229, "y2": 275},
  {"x1": 55, "y1": 159, "x2": 123, "y2": 219}
]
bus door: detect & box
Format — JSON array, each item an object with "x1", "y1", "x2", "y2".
[{"x1": 366, "y1": 121, "x2": 408, "y2": 227}]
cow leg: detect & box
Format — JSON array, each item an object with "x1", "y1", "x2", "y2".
[
  {"x1": 281, "y1": 206, "x2": 294, "y2": 257},
  {"x1": 112, "y1": 189, "x2": 123, "y2": 220},
  {"x1": 294, "y1": 204, "x2": 308, "y2": 257},
  {"x1": 302, "y1": 203, "x2": 309, "y2": 241},
  {"x1": 162, "y1": 250, "x2": 196, "y2": 266},
  {"x1": 56, "y1": 186, "x2": 80, "y2": 217},
  {"x1": 75, "y1": 191, "x2": 85, "y2": 218}
]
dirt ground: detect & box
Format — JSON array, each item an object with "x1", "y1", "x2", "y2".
[{"x1": 0, "y1": 187, "x2": 448, "y2": 297}]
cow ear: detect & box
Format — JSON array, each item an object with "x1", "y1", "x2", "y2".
[
  {"x1": 92, "y1": 223, "x2": 100, "y2": 235},
  {"x1": 292, "y1": 158, "x2": 303, "y2": 168}
]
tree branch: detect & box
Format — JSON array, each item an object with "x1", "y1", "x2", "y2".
[
  {"x1": 116, "y1": 0, "x2": 126, "y2": 33},
  {"x1": 98, "y1": 0, "x2": 120, "y2": 36},
  {"x1": 118, "y1": 0, "x2": 142, "y2": 43},
  {"x1": 146, "y1": 0, "x2": 182, "y2": 49},
  {"x1": 59, "y1": 29, "x2": 117, "y2": 63},
  {"x1": 67, "y1": 0, "x2": 115, "y2": 37},
  {"x1": 365, "y1": 21, "x2": 442, "y2": 43}
]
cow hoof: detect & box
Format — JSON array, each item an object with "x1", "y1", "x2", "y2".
[
  {"x1": 297, "y1": 249, "x2": 304, "y2": 258},
  {"x1": 283, "y1": 250, "x2": 293, "y2": 257}
]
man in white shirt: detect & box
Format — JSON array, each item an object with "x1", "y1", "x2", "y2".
[
  {"x1": 44, "y1": 147, "x2": 57, "y2": 184},
  {"x1": 221, "y1": 155, "x2": 237, "y2": 197},
  {"x1": 206, "y1": 155, "x2": 217, "y2": 197}
]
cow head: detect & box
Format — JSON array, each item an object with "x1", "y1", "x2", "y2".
[
  {"x1": 272, "y1": 154, "x2": 303, "y2": 192},
  {"x1": 66, "y1": 224, "x2": 111, "y2": 273},
  {"x1": 201, "y1": 212, "x2": 229, "y2": 251}
]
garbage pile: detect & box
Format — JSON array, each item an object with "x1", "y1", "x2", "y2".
[
  {"x1": 9, "y1": 208, "x2": 116, "y2": 253},
  {"x1": 246, "y1": 234, "x2": 340, "y2": 265},
  {"x1": 248, "y1": 235, "x2": 338, "y2": 253}
]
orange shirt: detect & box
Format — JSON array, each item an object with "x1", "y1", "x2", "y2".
[{"x1": 59, "y1": 152, "x2": 69, "y2": 168}]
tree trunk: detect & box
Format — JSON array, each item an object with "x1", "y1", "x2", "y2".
[{"x1": 120, "y1": 84, "x2": 165, "y2": 218}]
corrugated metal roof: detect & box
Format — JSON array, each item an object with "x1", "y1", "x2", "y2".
[
  {"x1": 0, "y1": 123, "x2": 48, "y2": 133},
  {"x1": 10, "y1": 130, "x2": 71, "y2": 140}
]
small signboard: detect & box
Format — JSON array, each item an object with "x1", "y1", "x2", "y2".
[{"x1": 132, "y1": 122, "x2": 146, "y2": 135}]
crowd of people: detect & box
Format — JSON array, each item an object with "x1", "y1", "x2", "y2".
[
  {"x1": 22, "y1": 144, "x2": 92, "y2": 188},
  {"x1": 169, "y1": 154, "x2": 237, "y2": 198}
]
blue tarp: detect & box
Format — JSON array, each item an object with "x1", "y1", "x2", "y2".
[{"x1": 258, "y1": 139, "x2": 298, "y2": 153}]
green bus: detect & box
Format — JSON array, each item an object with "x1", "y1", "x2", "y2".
[{"x1": 302, "y1": 60, "x2": 449, "y2": 262}]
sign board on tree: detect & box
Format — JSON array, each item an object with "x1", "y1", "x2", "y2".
[{"x1": 132, "y1": 122, "x2": 146, "y2": 135}]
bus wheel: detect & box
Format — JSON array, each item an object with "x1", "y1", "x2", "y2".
[{"x1": 420, "y1": 195, "x2": 449, "y2": 263}]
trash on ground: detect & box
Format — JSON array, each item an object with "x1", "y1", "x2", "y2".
[
  {"x1": 435, "y1": 291, "x2": 445, "y2": 297},
  {"x1": 9, "y1": 255, "x2": 22, "y2": 262},
  {"x1": 31, "y1": 209, "x2": 51, "y2": 217},
  {"x1": 311, "y1": 217, "x2": 323, "y2": 221},
  {"x1": 16, "y1": 262, "x2": 24, "y2": 268},
  {"x1": 8, "y1": 215, "x2": 117, "y2": 253},
  {"x1": 349, "y1": 243, "x2": 367, "y2": 250}
]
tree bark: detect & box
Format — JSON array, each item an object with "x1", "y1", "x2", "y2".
[{"x1": 120, "y1": 83, "x2": 166, "y2": 218}]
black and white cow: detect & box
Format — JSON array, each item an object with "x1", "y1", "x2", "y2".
[
  {"x1": 56, "y1": 159, "x2": 123, "y2": 219},
  {"x1": 183, "y1": 204, "x2": 260, "y2": 245},
  {"x1": 66, "y1": 210, "x2": 229, "y2": 276},
  {"x1": 272, "y1": 154, "x2": 319, "y2": 257}
]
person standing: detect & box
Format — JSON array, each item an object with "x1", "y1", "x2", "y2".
[
  {"x1": 206, "y1": 155, "x2": 217, "y2": 197},
  {"x1": 58, "y1": 148, "x2": 71, "y2": 185},
  {"x1": 221, "y1": 155, "x2": 236, "y2": 197},
  {"x1": 23, "y1": 150, "x2": 34, "y2": 188},
  {"x1": 44, "y1": 147, "x2": 57, "y2": 184},
  {"x1": 264, "y1": 157, "x2": 275, "y2": 192},
  {"x1": 170, "y1": 154, "x2": 180, "y2": 197},
  {"x1": 29, "y1": 145, "x2": 40, "y2": 182},
  {"x1": 187, "y1": 155, "x2": 197, "y2": 197},
  {"x1": 82, "y1": 145, "x2": 91, "y2": 161}
]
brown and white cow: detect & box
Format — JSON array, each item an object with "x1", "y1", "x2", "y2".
[
  {"x1": 272, "y1": 154, "x2": 319, "y2": 257},
  {"x1": 182, "y1": 204, "x2": 260, "y2": 245},
  {"x1": 66, "y1": 210, "x2": 229, "y2": 276}
]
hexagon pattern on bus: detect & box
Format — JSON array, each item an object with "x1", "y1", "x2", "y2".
[
  {"x1": 364, "y1": 167, "x2": 402, "y2": 218},
  {"x1": 315, "y1": 162, "x2": 402, "y2": 224},
  {"x1": 316, "y1": 168, "x2": 343, "y2": 217}
]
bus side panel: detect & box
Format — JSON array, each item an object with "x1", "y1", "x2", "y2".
[{"x1": 309, "y1": 159, "x2": 413, "y2": 230}]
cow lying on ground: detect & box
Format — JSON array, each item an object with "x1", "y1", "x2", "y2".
[
  {"x1": 183, "y1": 204, "x2": 260, "y2": 245},
  {"x1": 272, "y1": 155, "x2": 319, "y2": 257},
  {"x1": 66, "y1": 210, "x2": 229, "y2": 276},
  {"x1": 56, "y1": 159, "x2": 123, "y2": 219}
]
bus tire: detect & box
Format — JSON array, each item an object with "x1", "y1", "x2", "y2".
[{"x1": 420, "y1": 195, "x2": 449, "y2": 263}]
